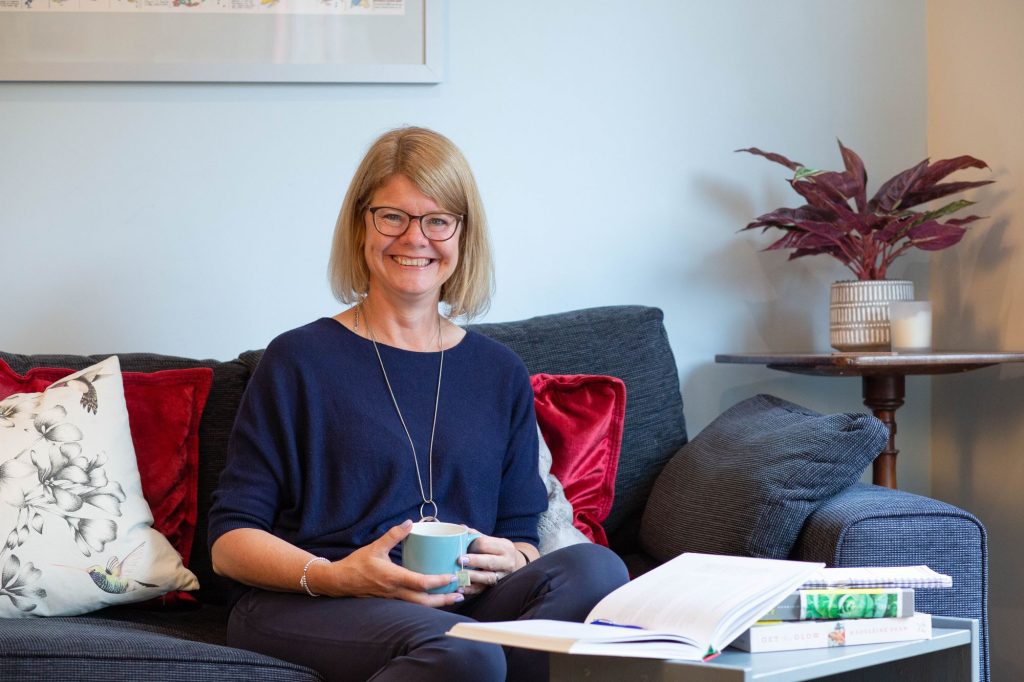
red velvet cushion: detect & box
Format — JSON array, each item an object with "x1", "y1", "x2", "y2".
[
  {"x1": 0, "y1": 360, "x2": 212, "y2": 567},
  {"x1": 531, "y1": 373, "x2": 626, "y2": 547}
]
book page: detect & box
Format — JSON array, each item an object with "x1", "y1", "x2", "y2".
[
  {"x1": 802, "y1": 565, "x2": 952, "y2": 588},
  {"x1": 585, "y1": 553, "x2": 822, "y2": 650},
  {"x1": 447, "y1": 619, "x2": 706, "y2": 660}
]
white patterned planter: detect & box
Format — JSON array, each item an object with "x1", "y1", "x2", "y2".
[{"x1": 829, "y1": 280, "x2": 914, "y2": 351}]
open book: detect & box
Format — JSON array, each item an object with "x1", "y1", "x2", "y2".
[{"x1": 447, "y1": 552, "x2": 824, "y2": 661}]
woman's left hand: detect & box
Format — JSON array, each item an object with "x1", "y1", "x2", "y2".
[{"x1": 458, "y1": 533, "x2": 523, "y2": 596}]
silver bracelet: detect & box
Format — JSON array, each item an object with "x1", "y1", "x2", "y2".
[{"x1": 300, "y1": 556, "x2": 329, "y2": 597}]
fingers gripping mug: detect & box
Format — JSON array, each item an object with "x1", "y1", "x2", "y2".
[{"x1": 401, "y1": 521, "x2": 481, "y2": 594}]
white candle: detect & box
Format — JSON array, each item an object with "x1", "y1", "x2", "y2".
[{"x1": 889, "y1": 301, "x2": 932, "y2": 352}]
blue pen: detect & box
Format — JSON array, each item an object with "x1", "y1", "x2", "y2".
[{"x1": 590, "y1": 619, "x2": 643, "y2": 629}]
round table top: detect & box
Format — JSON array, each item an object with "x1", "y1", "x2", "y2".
[{"x1": 715, "y1": 351, "x2": 1024, "y2": 377}]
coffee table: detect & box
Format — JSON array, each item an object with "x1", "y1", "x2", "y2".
[{"x1": 548, "y1": 616, "x2": 977, "y2": 681}]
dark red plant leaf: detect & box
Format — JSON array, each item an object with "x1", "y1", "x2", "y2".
[
  {"x1": 875, "y1": 214, "x2": 920, "y2": 244},
  {"x1": 947, "y1": 214, "x2": 985, "y2": 227},
  {"x1": 793, "y1": 234, "x2": 847, "y2": 252},
  {"x1": 765, "y1": 233, "x2": 803, "y2": 251},
  {"x1": 906, "y1": 221, "x2": 968, "y2": 251},
  {"x1": 742, "y1": 205, "x2": 832, "y2": 231},
  {"x1": 901, "y1": 180, "x2": 994, "y2": 208},
  {"x1": 808, "y1": 171, "x2": 858, "y2": 203},
  {"x1": 791, "y1": 246, "x2": 852, "y2": 265},
  {"x1": 785, "y1": 220, "x2": 849, "y2": 240},
  {"x1": 916, "y1": 155, "x2": 989, "y2": 187},
  {"x1": 859, "y1": 213, "x2": 891, "y2": 236},
  {"x1": 837, "y1": 140, "x2": 868, "y2": 212},
  {"x1": 736, "y1": 147, "x2": 803, "y2": 171},
  {"x1": 790, "y1": 178, "x2": 854, "y2": 215},
  {"x1": 869, "y1": 158, "x2": 929, "y2": 212}
]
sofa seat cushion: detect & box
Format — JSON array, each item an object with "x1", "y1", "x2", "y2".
[
  {"x1": 0, "y1": 615, "x2": 321, "y2": 681},
  {"x1": 639, "y1": 394, "x2": 888, "y2": 560}
]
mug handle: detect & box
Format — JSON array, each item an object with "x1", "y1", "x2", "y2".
[{"x1": 464, "y1": 531, "x2": 483, "y2": 551}]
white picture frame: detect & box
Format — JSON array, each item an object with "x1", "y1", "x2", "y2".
[{"x1": 0, "y1": 0, "x2": 443, "y2": 83}]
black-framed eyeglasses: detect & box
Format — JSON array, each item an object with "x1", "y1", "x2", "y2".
[{"x1": 367, "y1": 206, "x2": 463, "y2": 242}]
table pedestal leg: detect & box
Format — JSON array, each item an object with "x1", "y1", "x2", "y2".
[{"x1": 862, "y1": 374, "x2": 905, "y2": 489}]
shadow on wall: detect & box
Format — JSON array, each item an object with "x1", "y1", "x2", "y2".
[
  {"x1": 932, "y1": 180, "x2": 1015, "y2": 499},
  {"x1": 688, "y1": 173, "x2": 845, "y2": 353}
]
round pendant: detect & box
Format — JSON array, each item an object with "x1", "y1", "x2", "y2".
[{"x1": 419, "y1": 500, "x2": 439, "y2": 522}]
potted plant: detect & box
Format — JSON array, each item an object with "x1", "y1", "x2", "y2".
[{"x1": 739, "y1": 141, "x2": 993, "y2": 350}]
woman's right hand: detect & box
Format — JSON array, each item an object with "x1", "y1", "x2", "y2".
[{"x1": 312, "y1": 520, "x2": 463, "y2": 606}]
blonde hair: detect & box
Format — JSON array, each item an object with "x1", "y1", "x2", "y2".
[{"x1": 327, "y1": 127, "x2": 494, "y2": 320}]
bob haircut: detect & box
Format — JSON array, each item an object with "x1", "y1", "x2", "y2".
[{"x1": 327, "y1": 126, "x2": 494, "y2": 320}]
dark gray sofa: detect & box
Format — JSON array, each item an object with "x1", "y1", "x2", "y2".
[{"x1": 0, "y1": 306, "x2": 988, "y2": 681}]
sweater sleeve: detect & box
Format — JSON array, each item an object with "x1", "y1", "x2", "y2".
[
  {"x1": 207, "y1": 339, "x2": 302, "y2": 550},
  {"x1": 492, "y1": 362, "x2": 547, "y2": 545}
]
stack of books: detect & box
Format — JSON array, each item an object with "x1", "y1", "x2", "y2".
[
  {"x1": 731, "y1": 565, "x2": 950, "y2": 652},
  {"x1": 445, "y1": 553, "x2": 949, "y2": 661}
]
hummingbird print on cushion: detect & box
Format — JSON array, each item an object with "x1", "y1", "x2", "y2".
[
  {"x1": 0, "y1": 356, "x2": 198, "y2": 616},
  {"x1": 87, "y1": 542, "x2": 158, "y2": 594}
]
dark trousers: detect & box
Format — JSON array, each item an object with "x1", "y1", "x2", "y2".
[{"x1": 227, "y1": 543, "x2": 629, "y2": 682}]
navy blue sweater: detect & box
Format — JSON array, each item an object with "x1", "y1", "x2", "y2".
[{"x1": 208, "y1": 318, "x2": 546, "y2": 563}]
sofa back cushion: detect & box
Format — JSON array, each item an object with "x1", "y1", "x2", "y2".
[
  {"x1": 470, "y1": 306, "x2": 687, "y2": 554},
  {"x1": 0, "y1": 351, "x2": 249, "y2": 606}
]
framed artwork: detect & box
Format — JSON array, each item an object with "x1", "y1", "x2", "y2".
[{"x1": 0, "y1": 0, "x2": 443, "y2": 83}]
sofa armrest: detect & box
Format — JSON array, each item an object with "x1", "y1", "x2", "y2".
[{"x1": 791, "y1": 482, "x2": 989, "y2": 682}]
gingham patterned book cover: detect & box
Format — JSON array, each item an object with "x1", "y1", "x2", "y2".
[{"x1": 801, "y1": 566, "x2": 952, "y2": 589}]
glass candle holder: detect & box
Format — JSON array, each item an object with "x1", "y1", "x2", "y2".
[{"x1": 889, "y1": 301, "x2": 932, "y2": 352}]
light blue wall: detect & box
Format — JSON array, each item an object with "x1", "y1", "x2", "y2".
[{"x1": 0, "y1": 0, "x2": 931, "y2": 493}]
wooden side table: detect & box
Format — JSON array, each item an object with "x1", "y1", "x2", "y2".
[{"x1": 715, "y1": 352, "x2": 1024, "y2": 489}]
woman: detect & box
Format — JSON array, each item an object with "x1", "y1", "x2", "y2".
[{"x1": 208, "y1": 126, "x2": 628, "y2": 681}]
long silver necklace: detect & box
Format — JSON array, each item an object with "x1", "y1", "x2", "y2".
[{"x1": 361, "y1": 302, "x2": 444, "y2": 522}]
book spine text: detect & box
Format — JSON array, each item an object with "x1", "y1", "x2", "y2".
[{"x1": 732, "y1": 612, "x2": 931, "y2": 653}]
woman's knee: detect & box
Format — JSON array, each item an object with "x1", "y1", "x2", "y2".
[
  {"x1": 423, "y1": 636, "x2": 506, "y2": 680},
  {"x1": 556, "y1": 543, "x2": 630, "y2": 591}
]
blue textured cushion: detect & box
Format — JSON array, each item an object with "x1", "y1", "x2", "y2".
[{"x1": 639, "y1": 394, "x2": 888, "y2": 560}]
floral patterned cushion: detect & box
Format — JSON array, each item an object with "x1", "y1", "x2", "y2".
[{"x1": 0, "y1": 356, "x2": 199, "y2": 616}]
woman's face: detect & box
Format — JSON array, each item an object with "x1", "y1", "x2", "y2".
[{"x1": 363, "y1": 174, "x2": 461, "y2": 306}]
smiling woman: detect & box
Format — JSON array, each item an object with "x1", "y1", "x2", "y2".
[{"x1": 206, "y1": 126, "x2": 629, "y2": 682}]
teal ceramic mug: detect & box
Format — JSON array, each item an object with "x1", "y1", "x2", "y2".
[{"x1": 401, "y1": 521, "x2": 482, "y2": 594}]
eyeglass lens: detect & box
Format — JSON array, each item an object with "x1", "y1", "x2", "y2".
[{"x1": 371, "y1": 207, "x2": 460, "y2": 241}]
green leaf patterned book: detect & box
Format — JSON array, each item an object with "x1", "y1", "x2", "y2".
[{"x1": 760, "y1": 588, "x2": 914, "y2": 621}]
